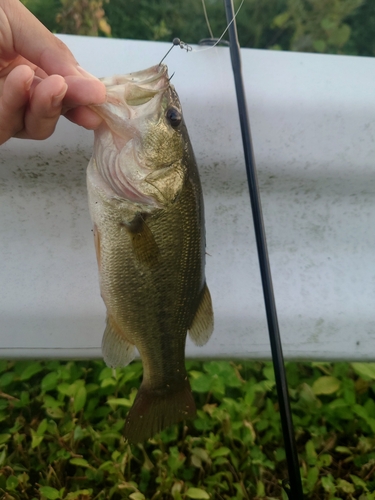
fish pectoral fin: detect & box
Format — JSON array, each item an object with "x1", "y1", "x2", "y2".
[
  {"x1": 102, "y1": 316, "x2": 136, "y2": 368},
  {"x1": 122, "y1": 213, "x2": 159, "y2": 266},
  {"x1": 145, "y1": 164, "x2": 184, "y2": 205},
  {"x1": 188, "y1": 283, "x2": 214, "y2": 346}
]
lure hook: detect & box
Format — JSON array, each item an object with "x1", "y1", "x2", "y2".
[{"x1": 159, "y1": 38, "x2": 192, "y2": 65}]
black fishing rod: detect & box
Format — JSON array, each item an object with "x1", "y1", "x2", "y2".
[{"x1": 223, "y1": 0, "x2": 304, "y2": 498}]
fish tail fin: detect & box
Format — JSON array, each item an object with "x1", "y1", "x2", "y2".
[{"x1": 124, "y1": 378, "x2": 196, "y2": 443}]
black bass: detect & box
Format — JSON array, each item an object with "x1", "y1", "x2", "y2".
[{"x1": 87, "y1": 64, "x2": 213, "y2": 443}]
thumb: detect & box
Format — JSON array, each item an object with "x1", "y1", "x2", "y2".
[{"x1": 2, "y1": 0, "x2": 95, "y2": 79}]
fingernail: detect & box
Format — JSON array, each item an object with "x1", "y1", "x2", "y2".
[
  {"x1": 77, "y1": 66, "x2": 100, "y2": 80},
  {"x1": 52, "y1": 83, "x2": 68, "y2": 107},
  {"x1": 25, "y1": 71, "x2": 35, "y2": 91}
]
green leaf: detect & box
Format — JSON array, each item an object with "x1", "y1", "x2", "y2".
[
  {"x1": 0, "y1": 371, "x2": 15, "y2": 387},
  {"x1": 353, "y1": 404, "x2": 368, "y2": 419},
  {"x1": 321, "y1": 17, "x2": 337, "y2": 31},
  {"x1": 203, "y1": 361, "x2": 242, "y2": 388},
  {"x1": 101, "y1": 377, "x2": 117, "y2": 388},
  {"x1": 350, "y1": 474, "x2": 368, "y2": 490},
  {"x1": 312, "y1": 376, "x2": 340, "y2": 395},
  {"x1": 335, "y1": 446, "x2": 352, "y2": 455},
  {"x1": 65, "y1": 489, "x2": 92, "y2": 500},
  {"x1": 328, "y1": 24, "x2": 351, "y2": 47},
  {"x1": 99, "y1": 367, "x2": 113, "y2": 381},
  {"x1": 274, "y1": 447, "x2": 286, "y2": 462},
  {"x1": 37, "y1": 419, "x2": 48, "y2": 436},
  {"x1": 39, "y1": 486, "x2": 61, "y2": 499},
  {"x1": 6, "y1": 475, "x2": 19, "y2": 490},
  {"x1": 19, "y1": 391, "x2": 30, "y2": 407},
  {"x1": 73, "y1": 386, "x2": 87, "y2": 413},
  {"x1": 73, "y1": 425, "x2": 86, "y2": 441},
  {"x1": 352, "y1": 363, "x2": 375, "y2": 381},
  {"x1": 186, "y1": 488, "x2": 210, "y2": 499},
  {"x1": 337, "y1": 479, "x2": 355, "y2": 494},
  {"x1": 31, "y1": 431, "x2": 44, "y2": 449},
  {"x1": 313, "y1": 40, "x2": 326, "y2": 53},
  {"x1": 321, "y1": 474, "x2": 336, "y2": 494},
  {"x1": 364, "y1": 398, "x2": 375, "y2": 418},
  {"x1": 211, "y1": 447, "x2": 231, "y2": 458},
  {"x1": 0, "y1": 433, "x2": 11, "y2": 445},
  {"x1": 57, "y1": 383, "x2": 72, "y2": 396},
  {"x1": 305, "y1": 466, "x2": 319, "y2": 492},
  {"x1": 191, "y1": 448, "x2": 211, "y2": 466},
  {"x1": 129, "y1": 493, "x2": 145, "y2": 500},
  {"x1": 305, "y1": 440, "x2": 317, "y2": 465},
  {"x1": 263, "y1": 365, "x2": 275, "y2": 381},
  {"x1": 190, "y1": 372, "x2": 214, "y2": 393},
  {"x1": 46, "y1": 407, "x2": 65, "y2": 419},
  {"x1": 256, "y1": 480, "x2": 265, "y2": 496},
  {"x1": 106, "y1": 397, "x2": 132, "y2": 407},
  {"x1": 0, "y1": 447, "x2": 7, "y2": 466},
  {"x1": 41, "y1": 372, "x2": 59, "y2": 392},
  {"x1": 70, "y1": 457, "x2": 90, "y2": 468},
  {"x1": 273, "y1": 11, "x2": 290, "y2": 28},
  {"x1": 281, "y1": 489, "x2": 289, "y2": 500},
  {"x1": 20, "y1": 362, "x2": 43, "y2": 381},
  {"x1": 167, "y1": 446, "x2": 186, "y2": 472},
  {"x1": 317, "y1": 454, "x2": 332, "y2": 467},
  {"x1": 43, "y1": 395, "x2": 64, "y2": 409}
]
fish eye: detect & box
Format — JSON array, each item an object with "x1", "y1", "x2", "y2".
[{"x1": 166, "y1": 107, "x2": 182, "y2": 128}]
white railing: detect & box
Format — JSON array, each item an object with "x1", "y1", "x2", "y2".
[{"x1": 1, "y1": 35, "x2": 374, "y2": 360}]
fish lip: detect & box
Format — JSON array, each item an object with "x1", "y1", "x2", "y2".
[
  {"x1": 90, "y1": 65, "x2": 169, "y2": 119},
  {"x1": 99, "y1": 64, "x2": 169, "y2": 91}
]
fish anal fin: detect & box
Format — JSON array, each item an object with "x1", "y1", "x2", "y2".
[
  {"x1": 188, "y1": 283, "x2": 214, "y2": 346},
  {"x1": 121, "y1": 213, "x2": 159, "y2": 266},
  {"x1": 102, "y1": 316, "x2": 136, "y2": 368},
  {"x1": 124, "y1": 378, "x2": 196, "y2": 443}
]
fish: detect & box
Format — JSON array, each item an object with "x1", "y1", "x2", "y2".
[{"x1": 87, "y1": 64, "x2": 214, "y2": 443}]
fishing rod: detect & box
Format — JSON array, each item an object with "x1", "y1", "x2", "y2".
[{"x1": 222, "y1": 0, "x2": 304, "y2": 498}]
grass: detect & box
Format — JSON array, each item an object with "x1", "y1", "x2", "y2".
[{"x1": 1, "y1": 359, "x2": 375, "y2": 499}]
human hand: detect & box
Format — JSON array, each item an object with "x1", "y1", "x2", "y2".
[{"x1": 0, "y1": 0, "x2": 106, "y2": 145}]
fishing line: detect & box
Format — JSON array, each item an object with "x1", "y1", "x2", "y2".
[
  {"x1": 158, "y1": 0, "x2": 244, "y2": 65},
  {"x1": 201, "y1": 0, "x2": 214, "y2": 39},
  {"x1": 193, "y1": 0, "x2": 244, "y2": 52}
]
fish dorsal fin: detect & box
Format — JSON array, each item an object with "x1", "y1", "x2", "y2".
[
  {"x1": 122, "y1": 213, "x2": 159, "y2": 266},
  {"x1": 102, "y1": 316, "x2": 136, "y2": 368},
  {"x1": 188, "y1": 283, "x2": 214, "y2": 346}
]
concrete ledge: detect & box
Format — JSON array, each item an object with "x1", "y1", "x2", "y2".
[{"x1": 1, "y1": 35, "x2": 375, "y2": 360}]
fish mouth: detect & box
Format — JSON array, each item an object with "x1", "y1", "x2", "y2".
[
  {"x1": 90, "y1": 65, "x2": 171, "y2": 206},
  {"x1": 99, "y1": 64, "x2": 169, "y2": 109},
  {"x1": 101, "y1": 64, "x2": 168, "y2": 88},
  {"x1": 90, "y1": 64, "x2": 170, "y2": 136}
]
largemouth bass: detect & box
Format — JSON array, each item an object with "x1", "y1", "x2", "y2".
[{"x1": 87, "y1": 64, "x2": 213, "y2": 443}]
